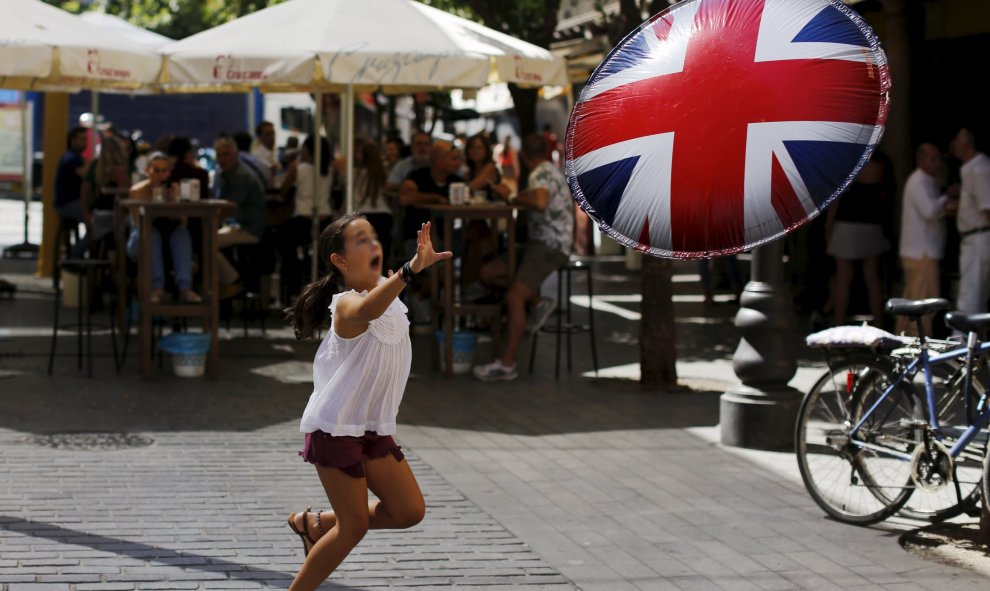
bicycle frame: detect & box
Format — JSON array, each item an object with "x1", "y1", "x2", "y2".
[{"x1": 848, "y1": 338, "x2": 990, "y2": 462}]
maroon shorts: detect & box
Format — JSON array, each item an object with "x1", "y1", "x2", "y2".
[{"x1": 299, "y1": 430, "x2": 404, "y2": 478}]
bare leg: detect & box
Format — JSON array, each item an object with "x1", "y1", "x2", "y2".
[
  {"x1": 289, "y1": 456, "x2": 424, "y2": 590},
  {"x1": 480, "y1": 256, "x2": 509, "y2": 290},
  {"x1": 288, "y1": 468, "x2": 369, "y2": 591},
  {"x1": 862, "y1": 255, "x2": 884, "y2": 326},
  {"x1": 364, "y1": 453, "x2": 426, "y2": 530},
  {"x1": 291, "y1": 454, "x2": 425, "y2": 540},
  {"x1": 502, "y1": 281, "x2": 536, "y2": 367},
  {"x1": 832, "y1": 258, "x2": 854, "y2": 326}
]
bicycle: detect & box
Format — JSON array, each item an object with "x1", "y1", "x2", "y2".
[{"x1": 795, "y1": 298, "x2": 990, "y2": 525}]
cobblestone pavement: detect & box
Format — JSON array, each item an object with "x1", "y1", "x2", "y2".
[
  {"x1": 1, "y1": 255, "x2": 988, "y2": 589},
  {"x1": 0, "y1": 427, "x2": 568, "y2": 590}
]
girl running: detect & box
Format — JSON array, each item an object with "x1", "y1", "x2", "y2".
[{"x1": 284, "y1": 214, "x2": 451, "y2": 590}]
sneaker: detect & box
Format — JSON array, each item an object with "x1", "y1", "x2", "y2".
[
  {"x1": 473, "y1": 360, "x2": 518, "y2": 382},
  {"x1": 526, "y1": 298, "x2": 557, "y2": 334}
]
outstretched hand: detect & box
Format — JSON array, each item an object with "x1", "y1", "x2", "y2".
[{"x1": 410, "y1": 221, "x2": 452, "y2": 273}]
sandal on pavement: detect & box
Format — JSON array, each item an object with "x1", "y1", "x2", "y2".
[{"x1": 288, "y1": 506, "x2": 317, "y2": 557}]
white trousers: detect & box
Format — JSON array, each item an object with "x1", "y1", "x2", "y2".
[{"x1": 956, "y1": 232, "x2": 990, "y2": 313}]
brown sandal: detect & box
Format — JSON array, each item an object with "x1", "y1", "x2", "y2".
[{"x1": 287, "y1": 506, "x2": 317, "y2": 557}]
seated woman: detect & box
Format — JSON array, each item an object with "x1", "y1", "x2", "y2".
[
  {"x1": 462, "y1": 134, "x2": 511, "y2": 289},
  {"x1": 465, "y1": 133, "x2": 511, "y2": 201},
  {"x1": 125, "y1": 152, "x2": 200, "y2": 304}
]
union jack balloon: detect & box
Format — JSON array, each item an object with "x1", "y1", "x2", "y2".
[{"x1": 565, "y1": 0, "x2": 890, "y2": 258}]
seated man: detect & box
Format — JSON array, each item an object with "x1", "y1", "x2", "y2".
[
  {"x1": 233, "y1": 131, "x2": 273, "y2": 190},
  {"x1": 213, "y1": 137, "x2": 268, "y2": 294},
  {"x1": 473, "y1": 133, "x2": 575, "y2": 382},
  {"x1": 126, "y1": 152, "x2": 200, "y2": 304},
  {"x1": 54, "y1": 126, "x2": 91, "y2": 258},
  {"x1": 398, "y1": 140, "x2": 463, "y2": 323},
  {"x1": 386, "y1": 130, "x2": 433, "y2": 197},
  {"x1": 398, "y1": 140, "x2": 463, "y2": 257}
]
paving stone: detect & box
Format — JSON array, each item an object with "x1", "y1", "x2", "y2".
[{"x1": 2, "y1": 257, "x2": 987, "y2": 590}]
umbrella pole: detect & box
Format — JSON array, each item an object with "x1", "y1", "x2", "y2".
[
  {"x1": 91, "y1": 91, "x2": 100, "y2": 156},
  {"x1": 310, "y1": 91, "x2": 323, "y2": 283},
  {"x1": 247, "y1": 89, "x2": 256, "y2": 134},
  {"x1": 4, "y1": 92, "x2": 39, "y2": 259},
  {"x1": 344, "y1": 84, "x2": 354, "y2": 214}
]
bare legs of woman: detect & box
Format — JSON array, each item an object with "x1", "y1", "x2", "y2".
[
  {"x1": 832, "y1": 256, "x2": 883, "y2": 327},
  {"x1": 288, "y1": 453, "x2": 426, "y2": 591}
]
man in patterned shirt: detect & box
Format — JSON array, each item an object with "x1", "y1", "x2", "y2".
[{"x1": 474, "y1": 134, "x2": 575, "y2": 382}]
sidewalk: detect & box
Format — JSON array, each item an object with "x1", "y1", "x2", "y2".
[{"x1": 0, "y1": 250, "x2": 986, "y2": 589}]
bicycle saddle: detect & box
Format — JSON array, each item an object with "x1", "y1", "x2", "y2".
[
  {"x1": 944, "y1": 311, "x2": 990, "y2": 334},
  {"x1": 885, "y1": 298, "x2": 949, "y2": 317}
]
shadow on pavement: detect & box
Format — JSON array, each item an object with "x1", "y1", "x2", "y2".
[
  {"x1": 0, "y1": 335, "x2": 314, "y2": 435},
  {"x1": 0, "y1": 514, "x2": 345, "y2": 588},
  {"x1": 399, "y1": 371, "x2": 722, "y2": 436}
]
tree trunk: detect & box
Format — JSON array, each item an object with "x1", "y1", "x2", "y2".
[
  {"x1": 640, "y1": 255, "x2": 677, "y2": 388},
  {"x1": 507, "y1": 84, "x2": 538, "y2": 137}
]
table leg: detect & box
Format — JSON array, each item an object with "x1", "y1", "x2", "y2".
[
  {"x1": 443, "y1": 214, "x2": 454, "y2": 377},
  {"x1": 140, "y1": 213, "x2": 152, "y2": 377},
  {"x1": 430, "y1": 218, "x2": 440, "y2": 372},
  {"x1": 115, "y1": 206, "x2": 127, "y2": 347},
  {"x1": 205, "y1": 213, "x2": 219, "y2": 379},
  {"x1": 501, "y1": 211, "x2": 516, "y2": 354}
]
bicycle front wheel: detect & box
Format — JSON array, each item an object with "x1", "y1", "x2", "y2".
[{"x1": 796, "y1": 357, "x2": 917, "y2": 525}]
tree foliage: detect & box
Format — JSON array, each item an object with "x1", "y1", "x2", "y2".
[
  {"x1": 43, "y1": 0, "x2": 286, "y2": 40},
  {"x1": 423, "y1": 0, "x2": 560, "y2": 47}
]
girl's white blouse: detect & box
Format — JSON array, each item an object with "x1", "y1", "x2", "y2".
[{"x1": 299, "y1": 287, "x2": 411, "y2": 436}]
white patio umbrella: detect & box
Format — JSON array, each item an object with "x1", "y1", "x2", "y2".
[
  {"x1": 0, "y1": 0, "x2": 164, "y2": 261},
  {"x1": 162, "y1": 0, "x2": 566, "y2": 279},
  {"x1": 1, "y1": 0, "x2": 163, "y2": 91},
  {"x1": 74, "y1": 12, "x2": 174, "y2": 184}
]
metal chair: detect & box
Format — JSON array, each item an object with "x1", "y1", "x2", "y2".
[
  {"x1": 528, "y1": 258, "x2": 599, "y2": 379},
  {"x1": 48, "y1": 258, "x2": 119, "y2": 377}
]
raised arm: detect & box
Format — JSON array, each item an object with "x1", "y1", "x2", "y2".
[{"x1": 334, "y1": 221, "x2": 451, "y2": 326}]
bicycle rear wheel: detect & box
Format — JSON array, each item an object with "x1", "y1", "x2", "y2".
[
  {"x1": 796, "y1": 357, "x2": 916, "y2": 525},
  {"x1": 897, "y1": 360, "x2": 986, "y2": 522}
]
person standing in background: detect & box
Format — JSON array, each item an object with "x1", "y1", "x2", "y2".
[
  {"x1": 950, "y1": 128, "x2": 990, "y2": 315},
  {"x1": 252, "y1": 120, "x2": 279, "y2": 178},
  {"x1": 897, "y1": 143, "x2": 956, "y2": 336}
]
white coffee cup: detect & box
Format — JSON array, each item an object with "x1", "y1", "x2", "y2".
[
  {"x1": 179, "y1": 179, "x2": 193, "y2": 201},
  {"x1": 187, "y1": 178, "x2": 200, "y2": 202},
  {"x1": 449, "y1": 182, "x2": 468, "y2": 205}
]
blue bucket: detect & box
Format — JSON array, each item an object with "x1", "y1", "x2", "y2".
[
  {"x1": 158, "y1": 333, "x2": 211, "y2": 378},
  {"x1": 435, "y1": 330, "x2": 478, "y2": 374}
]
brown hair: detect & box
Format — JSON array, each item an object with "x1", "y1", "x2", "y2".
[
  {"x1": 359, "y1": 142, "x2": 387, "y2": 209},
  {"x1": 466, "y1": 133, "x2": 494, "y2": 181},
  {"x1": 284, "y1": 214, "x2": 366, "y2": 339}
]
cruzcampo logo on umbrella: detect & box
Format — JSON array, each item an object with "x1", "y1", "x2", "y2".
[{"x1": 565, "y1": 0, "x2": 891, "y2": 259}]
